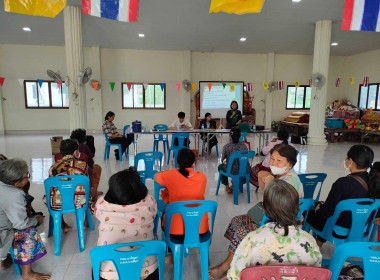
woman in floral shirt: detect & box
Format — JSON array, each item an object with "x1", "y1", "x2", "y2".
[{"x1": 226, "y1": 179, "x2": 321, "y2": 280}]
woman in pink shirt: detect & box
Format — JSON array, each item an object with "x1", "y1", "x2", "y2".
[
  {"x1": 95, "y1": 168, "x2": 158, "y2": 280},
  {"x1": 250, "y1": 129, "x2": 293, "y2": 189}
]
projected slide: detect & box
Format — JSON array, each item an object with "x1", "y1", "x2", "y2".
[{"x1": 199, "y1": 82, "x2": 244, "y2": 119}]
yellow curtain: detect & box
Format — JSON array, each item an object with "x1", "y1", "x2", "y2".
[
  {"x1": 209, "y1": 0, "x2": 265, "y2": 14},
  {"x1": 4, "y1": 0, "x2": 66, "y2": 18}
]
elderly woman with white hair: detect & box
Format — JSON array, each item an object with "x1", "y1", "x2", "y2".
[{"x1": 0, "y1": 159, "x2": 50, "y2": 280}]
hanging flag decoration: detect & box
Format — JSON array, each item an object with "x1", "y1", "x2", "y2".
[
  {"x1": 208, "y1": 83, "x2": 213, "y2": 92},
  {"x1": 294, "y1": 80, "x2": 300, "y2": 88},
  {"x1": 350, "y1": 77, "x2": 355, "y2": 85},
  {"x1": 263, "y1": 81, "x2": 269, "y2": 90},
  {"x1": 92, "y1": 81, "x2": 99, "y2": 90},
  {"x1": 246, "y1": 82, "x2": 253, "y2": 91},
  {"x1": 230, "y1": 83, "x2": 235, "y2": 92},
  {"x1": 209, "y1": 0, "x2": 265, "y2": 14},
  {"x1": 127, "y1": 83, "x2": 132, "y2": 91},
  {"x1": 176, "y1": 83, "x2": 181, "y2": 92},
  {"x1": 109, "y1": 82, "x2": 115, "y2": 91},
  {"x1": 0, "y1": 77, "x2": 4, "y2": 87},
  {"x1": 342, "y1": 0, "x2": 380, "y2": 32},
  {"x1": 222, "y1": 82, "x2": 226, "y2": 89},
  {"x1": 143, "y1": 83, "x2": 148, "y2": 90},
  {"x1": 309, "y1": 79, "x2": 312, "y2": 87},
  {"x1": 4, "y1": 0, "x2": 66, "y2": 18},
  {"x1": 18, "y1": 79, "x2": 24, "y2": 87},
  {"x1": 191, "y1": 83, "x2": 197, "y2": 92},
  {"x1": 57, "y1": 83, "x2": 62, "y2": 89},
  {"x1": 160, "y1": 83, "x2": 165, "y2": 91},
  {"x1": 82, "y1": 0, "x2": 139, "y2": 22},
  {"x1": 335, "y1": 78, "x2": 341, "y2": 87},
  {"x1": 37, "y1": 79, "x2": 44, "y2": 88},
  {"x1": 362, "y1": 76, "x2": 369, "y2": 87},
  {"x1": 276, "y1": 81, "x2": 284, "y2": 90}
]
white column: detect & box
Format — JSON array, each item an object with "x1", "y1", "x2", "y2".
[
  {"x1": 182, "y1": 50, "x2": 191, "y2": 121},
  {"x1": 64, "y1": 6, "x2": 87, "y2": 131},
  {"x1": 307, "y1": 20, "x2": 332, "y2": 145},
  {"x1": 265, "y1": 53, "x2": 275, "y2": 129}
]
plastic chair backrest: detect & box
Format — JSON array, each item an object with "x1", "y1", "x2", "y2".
[
  {"x1": 328, "y1": 242, "x2": 380, "y2": 280},
  {"x1": 134, "y1": 152, "x2": 163, "y2": 177},
  {"x1": 164, "y1": 200, "x2": 217, "y2": 246},
  {"x1": 170, "y1": 132, "x2": 190, "y2": 149},
  {"x1": 104, "y1": 132, "x2": 111, "y2": 144},
  {"x1": 298, "y1": 173, "x2": 327, "y2": 200},
  {"x1": 260, "y1": 198, "x2": 314, "y2": 227},
  {"x1": 154, "y1": 182, "x2": 167, "y2": 212},
  {"x1": 44, "y1": 175, "x2": 90, "y2": 213},
  {"x1": 90, "y1": 240, "x2": 167, "y2": 280},
  {"x1": 154, "y1": 124, "x2": 168, "y2": 131},
  {"x1": 323, "y1": 198, "x2": 380, "y2": 242},
  {"x1": 239, "y1": 132, "x2": 248, "y2": 142},
  {"x1": 225, "y1": 150, "x2": 255, "y2": 176},
  {"x1": 122, "y1": 125, "x2": 130, "y2": 136},
  {"x1": 240, "y1": 265, "x2": 332, "y2": 280}
]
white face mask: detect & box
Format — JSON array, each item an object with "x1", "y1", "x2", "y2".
[
  {"x1": 270, "y1": 165, "x2": 288, "y2": 175},
  {"x1": 344, "y1": 159, "x2": 351, "y2": 171}
]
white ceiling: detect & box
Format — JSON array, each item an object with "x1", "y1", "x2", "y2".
[{"x1": 0, "y1": 0, "x2": 380, "y2": 56}]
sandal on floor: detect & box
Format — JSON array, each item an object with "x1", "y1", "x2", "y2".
[{"x1": 225, "y1": 185, "x2": 233, "y2": 194}]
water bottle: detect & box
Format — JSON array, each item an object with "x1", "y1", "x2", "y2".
[
  {"x1": 201, "y1": 124, "x2": 204, "y2": 130},
  {"x1": 252, "y1": 125, "x2": 256, "y2": 132}
]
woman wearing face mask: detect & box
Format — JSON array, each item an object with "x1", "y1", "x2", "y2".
[
  {"x1": 257, "y1": 143, "x2": 304, "y2": 197},
  {"x1": 306, "y1": 144, "x2": 376, "y2": 247},
  {"x1": 209, "y1": 143, "x2": 303, "y2": 279}
]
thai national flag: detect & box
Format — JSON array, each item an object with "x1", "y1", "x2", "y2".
[
  {"x1": 82, "y1": 0, "x2": 139, "y2": 22},
  {"x1": 362, "y1": 76, "x2": 369, "y2": 86},
  {"x1": 247, "y1": 82, "x2": 253, "y2": 91},
  {"x1": 342, "y1": 0, "x2": 380, "y2": 32},
  {"x1": 335, "y1": 78, "x2": 341, "y2": 87},
  {"x1": 276, "y1": 81, "x2": 284, "y2": 90}
]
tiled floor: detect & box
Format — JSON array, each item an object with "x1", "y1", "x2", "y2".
[{"x1": 0, "y1": 133, "x2": 379, "y2": 279}]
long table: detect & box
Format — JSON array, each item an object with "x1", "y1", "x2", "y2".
[
  {"x1": 361, "y1": 129, "x2": 380, "y2": 143},
  {"x1": 132, "y1": 129, "x2": 273, "y2": 155},
  {"x1": 279, "y1": 121, "x2": 309, "y2": 137}
]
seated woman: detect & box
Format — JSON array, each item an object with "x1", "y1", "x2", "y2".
[
  {"x1": 209, "y1": 143, "x2": 303, "y2": 279},
  {"x1": 226, "y1": 179, "x2": 322, "y2": 280},
  {"x1": 70, "y1": 129, "x2": 102, "y2": 194},
  {"x1": 306, "y1": 144, "x2": 377, "y2": 246},
  {"x1": 47, "y1": 139, "x2": 90, "y2": 233},
  {"x1": 102, "y1": 111, "x2": 134, "y2": 160},
  {"x1": 0, "y1": 159, "x2": 50, "y2": 280},
  {"x1": 95, "y1": 168, "x2": 158, "y2": 280},
  {"x1": 154, "y1": 148, "x2": 207, "y2": 263},
  {"x1": 199, "y1": 112, "x2": 218, "y2": 154},
  {"x1": 250, "y1": 129, "x2": 293, "y2": 188},
  {"x1": 218, "y1": 127, "x2": 249, "y2": 193}
]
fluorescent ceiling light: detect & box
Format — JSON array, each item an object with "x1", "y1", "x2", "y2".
[
  {"x1": 292, "y1": 0, "x2": 302, "y2": 2},
  {"x1": 240, "y1": 37, "x2": 246, "y2": 42},
  {"x1": 138, "y1": 33, "x2": 145, "y2": 38},
  {"x1": 23, "y1": 27, "x2": 31, "y2": 32},
  {"x1": 331, "y1": 42, "x2": 338, "y2": 46}
]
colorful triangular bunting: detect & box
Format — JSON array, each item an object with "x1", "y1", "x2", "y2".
[
  {"x1": 294, "y1": 80, "x2": 299, "y2": 87},
  {"x1": 18, "y1": 79, "x2": 24, "y2": 87},
  {"x1": 222, "y1": 82, "x2": 226, "y2": 89},
  {"x1": 92, "y1": 81, "x2": 99, "y2": 90},
  {"x1": 127, "y1": 83, "x2": 132, "y2": 91},
  {"x1": 160, "y1": 83, "x2": 165, "y2": 91},
  {"x1": 0, "y1": 77, "x2": 4, "y2": 87},
  {"x1": 230, "y1": 83, "x2": 235, "y2": 92},
  {"x1": 176, "y1": 83, "x2": 181, "y2": 92},
  {"x1": 208, "y1": 83, "x2": 213, "y2": 92},
  {"x1": 57, "y1": 82, "x2": 62, "y2": 89},
  {"x1": 263, "y1": 81, "x2": 269, "y2": 90},
  {"x1": 350, "y1": 77, "x2": 355, "y2": 85},
  {"x1": 109, "y1": 82, "x2": 115, "y2": 91},
  {"x1": 37, "y1": 79, "x2": 44, "y2": 88},
  {"x1": 191, "y1": 83, "x2": 196, "y2": 92},
  {"x1": 143, "y1": 83, "x2": 148, "y2": 90}
]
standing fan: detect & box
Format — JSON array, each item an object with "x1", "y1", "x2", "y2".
[
  {"x1": 182, "y1": 79, "x2": 191, "y2": 91},
  {"x1": 268, "y1": 82, "x2": 276, "y2": 92},
  {"x1": 78, "y1": 67, "x2": 92, "y2": 84},
  {"x1": 90, "y1": 80, "x2": 101, "y2": 90},
  {"x1": 311, "y1": 73, "x2": 326, "y2": 89}
]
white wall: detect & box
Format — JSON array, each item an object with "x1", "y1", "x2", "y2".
[{"x1": 0, "y1": 44, "x2": 379, "y2": 131}]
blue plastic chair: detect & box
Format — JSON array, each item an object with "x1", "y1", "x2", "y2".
[
  {"x1": 153, "y1": 124, "x2": 169, "y2": 154},
  {"x1": 167, "y1": 133, "x2": 190, "y2": 167},
  {"x1": 134, "y1": 152, "x2": 163, "y2": 184},
  {"x1": 164, "y1": 200, "x2": 218, "y2": 280},
  {"x1": 328, "y1": 242, "x2": 380, "y2": 280},
  {"x1": 122, "y1": 125, "x2": 135, "y2": 154},
  {"x1": 239, "y1": 132, "x2": 251, "y2": 150},
  {"x1": 201, "y1": 137, "x2": 219, "y2": 157},
  {"x1": 298, "y1": 173, "x2": 327, "y2": 201},
  {"x1": 260, "y1": 198, "x2": 314, "y2": 228},
  {"x1": 153, "y1": 182, "x2": 167, "y2": 236},
  {"x1": 44, "y1": 175, "x2": 94, "y2": 256},
  {"x1": 304, "y1": 199, "x2": 380, "y2": 247},
  {"x1": 216, "y1": 150, "x2": 256, "y2": 205},
  {"x1": 90, "y1": 240, "x2": 167, "y2": 280},
  {"x1": 369, "y1": 223, "x2": 379, "y2": 242},
  {"x1": 9, "y1": 244, "x2": 21, "y2": 276},
  {"x1": 104, "y1": 132, "x2": 124, "y2": 161}
]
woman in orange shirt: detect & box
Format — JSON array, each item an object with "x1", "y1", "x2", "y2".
[{"x1": 154, "y1": 148, "x2": 208, "y2": 262}]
